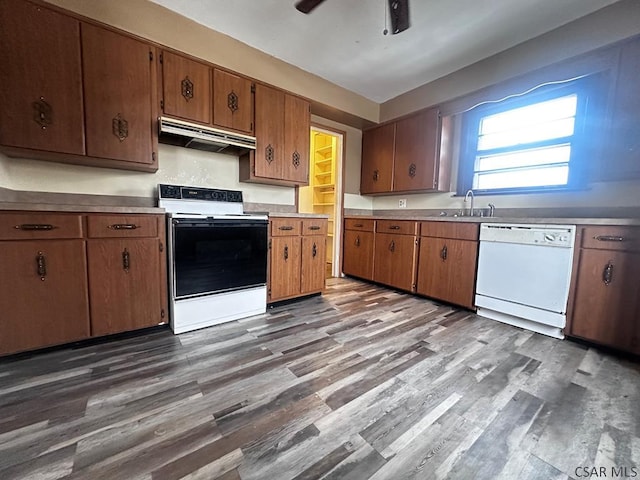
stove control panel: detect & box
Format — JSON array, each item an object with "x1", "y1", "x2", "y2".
[{"x1": 159, "y1": 184, "x2": 243, "y2": 203}]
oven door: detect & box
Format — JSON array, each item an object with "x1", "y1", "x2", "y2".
[{"x1": 171, "y1": 217, "x2": 268, "y2": 299}]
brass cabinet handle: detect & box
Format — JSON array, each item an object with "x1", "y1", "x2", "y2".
[
  {"x1": 109, "y1": 224, "x2": 139, "y2": 230},
  {"x1": 284, "y1": 245, "x2": 289, "y2": 260},
  {"x1": 15, "y1": 224, "x2": 56, "y2": 231},
  {"x1": 181, "y1": 76, "x2": 194, "y2": 101},
  {"x1": 228, "y1": 91, "x2": 239, "y2": 112},
  {"x1": 389, "y1": 240, "x2": 395, "y2": 252},
  {"x1": 389, "y1": 225, "x2": 401, "y2": 230},
  {"x1": 440, "y1": 244, "x2": 448, "y2": 261},
  {"x1": 308, "y1": 226, "x2": 321, "y2": 231},
  {"x1": 122, "y1": 248, "x2": 130, "y2": 272},
  {"x1": 373, "y1": 170, "x2": 379, "y2": 182},
  {"x1": 594, "y1": 235, "x2": 625, "y2": 242},
  {"x1": 355, "y1": 235, "x2": 360, "y2": 247},
  {"x1": 312, "y1": 242, "x2": 317, "y2": 257},
  {"x1": 602, "y1": 261, "x2": 613, "y2": 285},
  {"x1": 278, "y1": 226, "x2": 294, "y2": 231},
  {"x1": 265, "y1": 144, "x2": 275, "y2": 164},
  {"x1": 408, "y1": 163, "x2": 417, "y2": 178},
  {"x1": 36, "y1": 251, "x2": 46, "y2": 280}
]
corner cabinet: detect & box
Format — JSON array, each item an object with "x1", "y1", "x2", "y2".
[
  {"x1": 360, "y1": 107, "x2": 452, "y2": 195},
  {"x1": 268, "y1": 217, "x2": 327, "y2": 303},
  {"x1": 0, "y1": 211, "x2": 168, "y2": 357},
  {"x1": 240, "y1": 84, "x2": 310, "y2": 186},
  {"x1": 568, "y1": 226, "x2": 640, "y2": 354},
  {"x1": 416, "y1": 222, "x2": 479, "y2": 309},
  {"x1": 0, "y1": 0, "x2": 85, "y2": 156}
]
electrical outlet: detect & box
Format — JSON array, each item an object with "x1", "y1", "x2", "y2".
[{"x1": 399, "y1": 199, "x2": 407, "y2": 208}]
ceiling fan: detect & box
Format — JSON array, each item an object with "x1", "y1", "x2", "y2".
[{"x1": 294, "y1": 0, "x2": 410, "y2": 35}]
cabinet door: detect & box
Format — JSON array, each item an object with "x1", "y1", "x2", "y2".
[
  {"x1": 605, "y1": 38, "x2": 640, "y2": 181},
  {"x1": 373, "y1": 233, "x2": 417, "y2": 292},
  {"x1": 343, "y1": 230, "x2": 374, "y2": 280},
  {"x1": 416, "y1": 237, "x2": 478, "y2": 309},
  {"x1": 213, "y1": 69, "x2": 253, "y2": 134},
  {"x1": 82, "y1": 24, "x2": 156, "y2": 166},
  {"x1": 269, "y1": 236, "x2": 301, "y2": 301},
  {"x1": 361, "y1": 123, "x2": 395, "y2": 194},
  {"x1": 87, "y1": 238, "x2": 163, "y2": 336},
  {"x1": 301, "y1": 235, "x2": 326, "y2": 294},
  {"x1": 394, "y1": 108, "x2": 441, "y2": 192},
  {"x1": 570, "y1": 249, "x2": 640, "y2": 352},
  {"x1": 0, "y1": 0, "x2": 84, "y2": 155},
  {"x1": 283, "y1": 94, "x2": 310, "y2": 184},
  {"x1": 254, "y1": 84, "x2": 285, "y2": 180},
  {"x1": 0, "y1": 240, "x2": 89, "y2": 355},
  {"x1": 162, "y1": 51, "x2": 211, "y2": 125}
]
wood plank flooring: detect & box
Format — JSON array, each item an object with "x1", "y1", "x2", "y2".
[{"x1": 1, "y1": 277, "x2": 639, "y2": 479}]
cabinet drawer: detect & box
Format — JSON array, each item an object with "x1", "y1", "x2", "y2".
[
  {"x1": 580, "y1": 226, "x2": 640, "y2": 252},
  {"x1": 302, "y1": 218, "x2": 327, "y2": 236},
  {"x1": 271, "y1": 218, "x2": 301, "y2": 236},
  {"x1": 345, "y1": 218, "x2": 375, "y2": 232},
  {"x1": 0, "y1": 213, "x2": 83, "y2": 240},
  {"x1": 420, "y1": 221, "x2": 479, "y2": 241},
  {"x1": 87, "y1": 215, "x2": 158, "y2": 238},
  {"x1": 376, "y1": 220, "x2": 418, "y2": 235}
]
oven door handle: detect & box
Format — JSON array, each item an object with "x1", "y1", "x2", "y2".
[{"x1": 173, "y1": 220, "x2": 268, "y2": 228}]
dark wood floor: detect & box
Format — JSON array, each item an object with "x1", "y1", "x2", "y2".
[{"x1": 1, "y1": 278, "x2": 639, "y2": 480}]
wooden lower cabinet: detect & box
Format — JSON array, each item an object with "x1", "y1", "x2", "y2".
[
  {"x1": 268, "y1": 217, "x2": 327, "y2": 303},
  {"x1": 569, "y1": 248, "x2": 640, "y2": 354},
  {"x1": 373, "y1": 232, "x2": 417, "y2": 292},
  {"x1": 416, "y1": 237, "x2": 478, "y2": 309},
  {"x1": 343, "y1": 229, "x2": 374, "y2": 280},
  {"x1": 87, "y1": 238, "x2": 163, "y2": 336},
  {"x1": 0, "y1": 239, "x2": 90, "y2": 356}
]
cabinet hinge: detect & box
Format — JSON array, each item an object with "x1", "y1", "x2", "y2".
[
  {"x1": 159, "y1": 242, "x2": 164, "y2": 252},
  {"x1": 267, "y1": 288, "x2": 271, "y2": 298},
  {"x1": 268, "y1": 239, "x2": 272, "y2": 250},
  {"x1": 251, "y1": 83, "x2": 256, "y2": 93},
  {"x1": 149, "y1": 50, "x2": 153, "y2": 62},
  {"x1": 160, "y1": 99, "x2": 164, "y2": 110},
  {"x1": 152, "y1": 151, "x2": 157, "y2": 162},
  {"x1": 159, "y1": 53, "x2": 163, "y2": 64},
  {"x1": 411, "y1": 283, "x2": 417, "y2": 291},
  {"x1": 250, "y1": 122, "x2": 253, "y2": 131},
  {"x1": 161, "y1": 309, "x2": 165, "y2": 319},
  {"x1": 415, "y1": 238, "x2": 419, "y2": 245}
]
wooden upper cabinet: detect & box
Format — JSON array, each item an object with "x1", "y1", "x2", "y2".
[
  {"x1": 0, "y1": 0, "x2": 84, "y2": 155},
  {"x1": 283, "y1": 93, "x2": 310, "y2": 184},
  {"x1": 394, "y1": 108, "x2": 441, "y2": 192},
  {"x1": 606, "y1": 37, "x2": 640, "y2": 181},
  {"x1": 82, "y1": 23, "x2": 157, "y2": 168},
  {"x1": 161, "y1": 51, "x2": 211, "y2": 125},
  {"x1": 361, "y1": 123, "x2": 395, "y2": 194},
  {"x1": 213, "y1": 69, "x2": 253, "y2": 134},
  {"x1": 254, "y1": 84, "x2": 285, "y2": 180}
]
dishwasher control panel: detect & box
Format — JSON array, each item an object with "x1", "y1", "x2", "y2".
[{"x1": 480, "y1": 223, "x2": 576, "y2": 248}]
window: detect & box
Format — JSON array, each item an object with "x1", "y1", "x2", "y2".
[{"x1": 459, "y1": 79, "x2": 594, "y2": 194}]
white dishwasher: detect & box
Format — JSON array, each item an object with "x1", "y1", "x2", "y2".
[{"x1": 475, "y1": 223, "x2": 576, "y2": 339}]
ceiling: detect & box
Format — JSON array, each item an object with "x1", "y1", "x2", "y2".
[{"x1": 149, "y1": 0, "x2": 621, "y2": 103}]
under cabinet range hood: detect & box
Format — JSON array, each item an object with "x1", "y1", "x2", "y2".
[{"x1": 158, "y1": 117, "x2": 256, "y2": 155}]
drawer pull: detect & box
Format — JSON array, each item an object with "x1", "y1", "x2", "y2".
[
  {"x1": 389, "y1": 226, "x2": 401, "y2": 230},
  {"x1": 109, "y1": 224, "x2": 139, "y2": 230},
  {"x1": 389, "y1": 240, "x2": 395, "y2": 252},
  {"x1": 440, "y1": 245, "x2": 448, "y2": 261},
  {"x1": 36, "y1": 251, "x2": 47, "y2": 280},
  {"x1": 602, "y1": 261, "x2": 614, "y2": 285},
  {"x1": 308, "y1": 226, "x2": 321, "y2": 231},
  {"x1": 355, "y1": 235, "x2": 360, "y2": 247},
  {"x1": 594, "y1": 235, "x2": 625, "y2": 242},
  {"x1": 353, "y1": 223, "x2": 364, "y2": 228},
  {"x1": 15, "y1": 224, "x2": 56, "y2": 231},
  {"x1": 278, "y1": 226, "x2": 294, "y2": 231},
  {"x1": 122, "y1": 248, "x2": 130, "y2": 272}
]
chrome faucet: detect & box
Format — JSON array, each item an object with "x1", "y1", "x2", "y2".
[
  {"x1": 464, "y1": 189, "x2": 475, "y2": 217},
  {"x1": 488, "y1": 203, "x2": 496, "y2": 217}
]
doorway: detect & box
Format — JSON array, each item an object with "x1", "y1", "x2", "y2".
[{"x1": 298, "y1": 126, "x2": 344, "y2": 278}]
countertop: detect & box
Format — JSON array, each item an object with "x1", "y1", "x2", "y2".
[
  {"x1": 0, "y1": 202, "x2": 165, "y2": 214},
  {"x1": 269, "y1": 212, "x2": 330, "y2": 219},
  {"x1": 344, "y1": 214, "x2": 640, "y2": 226}
]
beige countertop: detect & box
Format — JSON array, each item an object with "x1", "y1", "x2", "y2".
[
  {"x1": 269, "y1": 212, "x2": 330, "y2": 219},
  {"x1": 344, "y1": 214, "x2": 640, "y2": 226},
  {"x1": 0, "y1": 202, "x2": 165, "y2": 214}
]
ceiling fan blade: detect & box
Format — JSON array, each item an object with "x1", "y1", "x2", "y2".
[
  {"x1": 295, "y1": 0, "x2": 326, "y2": 14},
  {"x1": 389, "y1": 0, "x2": 410, "y2": 34}
]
